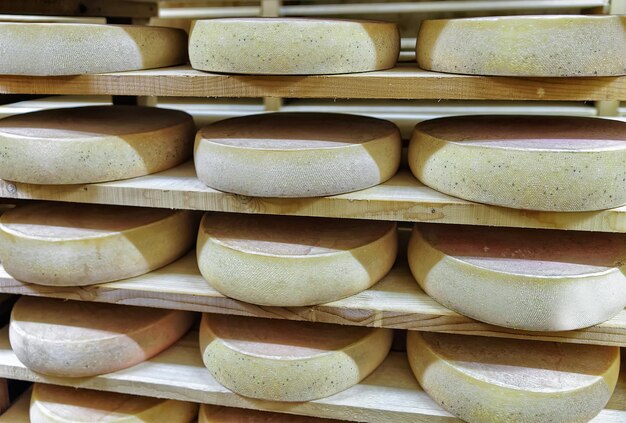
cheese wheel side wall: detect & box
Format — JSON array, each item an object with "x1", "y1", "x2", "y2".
[
  {"x1": 0, "y1": 210, "x2": 200, "y2": 286},
  {"x1": 407, "y1": 226, "x2": 626, "y2": 331},
  {"x1": 406, "y1": 332, "x2": 620, "y2": 423},
  {"x1": 197, "y1": 219, "x2": 398, "y2": 306},
  {"x1": 408, "y1": 128, "x2": 626, "y2": 211},
  {"x1": 199, "y1": 315, "x2": 393, "y2": 402}
]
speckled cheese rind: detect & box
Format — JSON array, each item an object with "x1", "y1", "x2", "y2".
[
  {"x1": 0, "y1": 23, "x2": 187, "y2": 76},
  {"x1": 199, "y1": 314, "x2": 393, "y2": 402},
  {"x1": 199, "y1": 404, "x2": 343, "y2": 422},
  {"x1": 417, "y1": 15, "x2": 626, "y2": 76},
  {"x1": 408, "y1": 115, "x2": 626, "y2": 211},
  {"x1": 408, "y1": 224, "x2": 626, "y2": 331},
  {"x1": 0, "y1": 202, "x2": 199, "y2": 286},
  {"x1": 407, "y1": 332, "x2": 620, "y2": 423},
  {"x1": 189, "y1": 18, "x2": 399, "y2": 75},
  {"x1": 197, "y1": 213, "x2": 397, "y2": 306},
  {"x1": 0, "y1": 106, "x2": 195, "y2": 184},
  {"x1": 195, "y1": 113, "x2": 402, "y2": 197},
  {"x1": 10, "y1": 297, "x2": 195, "y2": 377}
]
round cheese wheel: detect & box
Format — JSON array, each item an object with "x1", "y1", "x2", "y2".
[
  {"x1": 189, "y1": 18, "x2": 399, "y2": 75},
  {"x1": 195, "y1": 113, "x2": 402, "y2": 197},
  {"x1": 199, "y1": 314, "x2": 393, "y2": 402},
  {"x1": 197, "y1": 213, "x2": 397, "y2": 306},
  {"x1": 408, "y1": 115, "x2": 626, "y2": 211},
  {"x1": 30, "y1": 383, "x2": 198, "y2": 422},
  {"x1": 0, "y1": 23, "x2": 187, "y2": 76},
  {"x1": 0, "y1": 202, "x2": 198, "y2": 286},
  {"x1": 408, "y1": 224, "x2": 626, "y2": 331},
  {"x1": 199, "y1": 404, "x2": 342, "y2": 423},
  {"x1": 0, "y1": 106, "x2": 195, "y2": 184},
  {"x1": 10, "y1": 297, "x2": 196, "y2": 377},
  {"x1": 416, "y1": 15, "x2": 626, "y2": 76},
  {"x1": 407, "y1": 332, "x2": 620, "y2": 423}
]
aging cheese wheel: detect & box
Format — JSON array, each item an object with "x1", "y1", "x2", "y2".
[
  {"x1": 0, "y1": 23, "x2": 187, "y2": 76},
  {"x1": 189, "y1": 18, "x2": 399, "y2": 75},
  {"x1": 197, "y1": 213, "x2": 397, "y2": 306},
  {"x1": 407, "y1": 332, "x2": 620, "y2": 423},
  {"x1": 0, "y1": 106, "x2": 195, "y2": 184},
  {"x1": 0, "y1": 202, "x2": 198, "y2": 286},
  {"x1": 10, "y1": 297, "x2": 195, "y2": 377},
  {"x1": 408, "y1": 115, "x2": 626, "y2": 211},
  {"x1": 416, "y1": 15, "x2": 626, "y2": 76},
  {"x1": 195, "y1": 113, "x2": 401, "y2": 197},
  {"x1": 199, "y1": 404, "x2": 342, "y2": 422},
  {"x1": 30, "y1": 384, "x2": 198, "y2": 422},
  {"x1": 199, "y1": 314, "x2": 393, "y2": 402},
  {"x1": 408, "y1": 224, "x2": 626, "y2": 331}
]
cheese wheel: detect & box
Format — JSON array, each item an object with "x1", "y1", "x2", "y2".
[
  {"x1": 199, "y1": 314, "x2": 393, "y2": 401},
  {"x1": 0, "y1": 23, "x2": 187, "y2": 76},
  {"x1": 408, "y1": 115, "x2": 626, "y2": 211},
  {"x1": 195, "y1": 113, "x2": 402, "y2": 197},
  {"x1": 407, "y1": 332, "x2": 620, "y2": 423},
  {"x1": 0, "y1": 106, "x2": 195, "y2": 184},
  {"x1": 189, "y1": 18, "x2": 399, "y2": 75},
  {"x1": 199, "y1": 404, "x2": 342, "y2": 423},
  {"x1": 197, "y1": 213, "x2": 397, "y2": 306},
  {"x1": 0, "y1": 202, "x2": 198, "y2": 286},
  {"x1": 416, "y1": 15, "x2": 626, "y2": 76},
  {"x1": 30, "y1": 383, "x2": 198, "y2": 422},
  {"x1": 408, "y1": 224, "x2": 626, "y2": 331},
  {"x1": 10, "y1": 297, "x2": 195, "y2": 377}
]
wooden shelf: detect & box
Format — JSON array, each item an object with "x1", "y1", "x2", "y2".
[
  {"x1": 1, "y1": 252, "x2": 625, "y2": 347},
  {"x1": 0, "y1": 65, "x2": 624, "y2": 100},
  {"x1": 2, "y1": 163, "x2": 626, "y2": 232}
]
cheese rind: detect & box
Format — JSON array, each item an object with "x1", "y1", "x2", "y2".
[
  {"x1": 0, "y1": 106, "x2": 195, "y2": 184},
  {"x1": 10, "y1": 297, "x2": 195, "y2": 377},
  {"x1": 408, "y1": 115, "x2": 626, "y2": 211},
  {"x1": 197, "y1": 213, "x2": 397, "y2": 306},
  {"x1": 407, "y1": 332, "x2": 620, "y2": 423},
  {"x1": 195, "y1": 113, "x2": 402, "y2": 197},
  {"x1": 0, "y1": 23, "x2": 187, "y2": 75},
  {"x1": 0, "y1": 203, "x2": 199, "y2": 286},
  {"x1": 199, "y1": 314, "x2": 393, "y2": 401},
  {"x1": 199, "y1": 404, "x2": 342, "y2": 422},
  {"x1": 189, "y1": 18, "x2": 399, "y2": 75},
  {"x1": 417, "y1": 15, "x2": 626, "y2": 76},
  {"x1": 30, "y1": 384, "x2": 198, "y2": 422}
]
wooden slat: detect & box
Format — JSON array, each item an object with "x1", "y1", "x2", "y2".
[
  {"x1": 0, "y1": 387, "x2": 29, "y2": 422},
  {"x1": 0, "y1": 1, "x2": 157, "y2": 18},
  {"x1": 2, "y1": 163, "x2": 626, "y2": 232},
  {"x1": 0, "y1": 65, "x2": 624, "y2": 100},
  {"x1": 1, "y1": 252, "x2": 626, "y2": 347}
]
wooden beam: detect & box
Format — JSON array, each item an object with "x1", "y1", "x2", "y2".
[{"x1": 0, "y1": 1, "x2": 157, "y2": 18}]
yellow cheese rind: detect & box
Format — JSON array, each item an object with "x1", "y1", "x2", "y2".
[
  {"x1": 408, "y1": 115, "x2": 626, "y2": 211},
  {"x1": 30, "y1": 384, "x2": 198, "y2": 422},
  {"x1": 199, "y1": 404, "x2": 343, "y2": 422},
  {"x1": 0, "y1": 23, "x2": 187, "y2": 76},
  {"x1": 10, "y1": 297, "x2": 196, "y2": 377},
  {"x1": 417, "y1": 15, "x2": 626, "y2": 76},
  {"x1": 189, "y1": 18, "x2": 399, "y2": 75},
  {"x1": 199, "y1": 314, "x2": 393, "y2": 402},
  {"x1": 195, "y1": 113, "x2": 401, "y2": 197},
  {"x1": 407, "y1": 332, "x2": 619, "y2": 423},
  {"x1": 0, "y1": 106, "x2": 195, "y2": 184},
  {"x1": 197, "y1": 213, "x2": 397, "y2": 306},
  {"x1": 0, "y1": 203, "x2": 199, "y2": 286},
  {"x1": 408, "y1": 224, "x2": 626, "y2": 331}
]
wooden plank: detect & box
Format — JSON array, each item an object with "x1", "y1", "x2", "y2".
[
  {"x1": 0, "y1": 1, "x2": 157, "y2": 18},
  {"x1": 0, "y1": 65, "x2": 623, "y2": 100},
  {"x1": 2, "y1": 163, "x2": 626, "y2": 232},
  {"x1": 0, "y1": 387, "x2": 29, "y2": 422},
  {"x1": 1, "y1": 252, "x2": 626, "y2": 347}
]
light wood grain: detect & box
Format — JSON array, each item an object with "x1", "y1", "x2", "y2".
[
  {"x1": 0, "y1": 65, "x2": 623, "y2": 100},
  {"x1": 1, "y1": 252, "x2": 626, "y2": 347},
  {"x1": 2, "y1": 162, "x2": 626, "y2": 232}
]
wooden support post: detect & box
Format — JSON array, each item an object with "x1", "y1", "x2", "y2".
[{"x1": 261, "y1": 0, "x2": 283, "y2": 112}]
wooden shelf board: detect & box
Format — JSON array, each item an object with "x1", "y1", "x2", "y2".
[
  {"x1": 2, "y1": 163, "x2": 626, "y2": 232},
  {"x1": 0, "y1": 65, "x2": 623, "y2": 100},
  {"x1": 1, "y1": 252, "x2": 626, "y2": 347}
]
